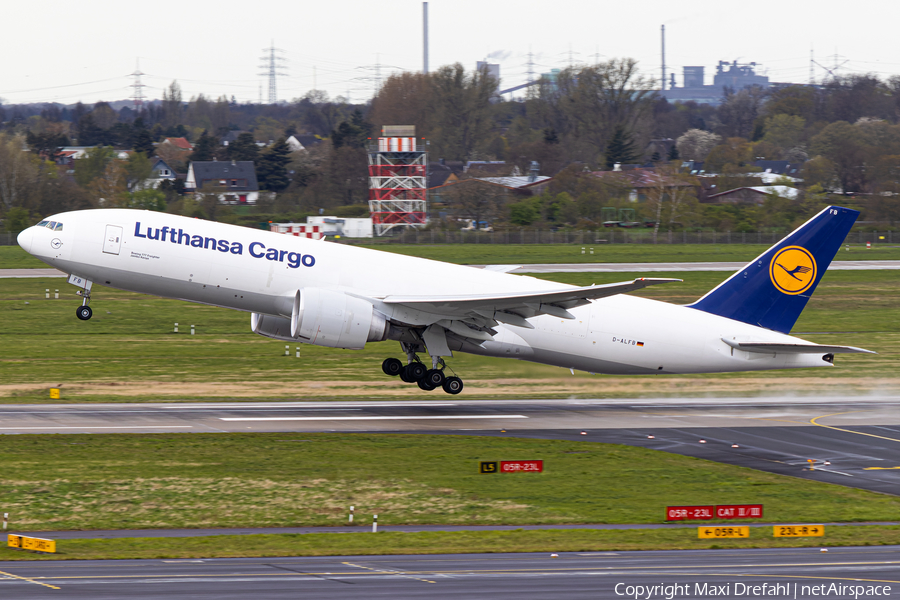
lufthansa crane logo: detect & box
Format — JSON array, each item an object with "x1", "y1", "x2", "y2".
[{"x1": 769, "y1": 246, "x2": 817, "y2": 295}]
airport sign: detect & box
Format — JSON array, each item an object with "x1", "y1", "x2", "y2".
[
  {"x1": 774, "y1": 525, "x2": 824, "y2": 537},
  {"x1": 698, "y1": 526, "x2": 750, "y2": 539},
  {"x1": 8, "y1": 534, "x2": 57, "y2": 553},
  {"x1": 480, "y1": 460, "x2": 543, "y2": 473},
  {"x1": 666, "y1": 505, "x2": 714, "y2": 520},
  {"x1": 500, "y1": 460, "x2": 543, "y2": 473},
  {"x1": 716, "y1": 504, "x2": 763, "y2": 519}
]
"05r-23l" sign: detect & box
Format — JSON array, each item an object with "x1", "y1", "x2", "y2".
[{"x1": 480, "y1": 460, "x2": 543, "y2": 474}]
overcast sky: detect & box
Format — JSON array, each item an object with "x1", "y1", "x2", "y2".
[{"x1": 2, "y1": 0, "x2": 898, "y2": 107}]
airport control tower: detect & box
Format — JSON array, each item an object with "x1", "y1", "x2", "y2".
[{"x1": 367, "y1": 125, "x2": 427, "y2": 237}]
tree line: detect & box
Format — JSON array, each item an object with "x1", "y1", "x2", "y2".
[{"x1": 2, "y1": 61, "x2": 900, "y2": 233}]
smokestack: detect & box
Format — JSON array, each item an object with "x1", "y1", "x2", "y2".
[
  {"x1": 423, "y1": 2, "x2": 429, "y2": 74},
  {"x1": 661, "y1": 24, "x2": 666, "y2": 91}
]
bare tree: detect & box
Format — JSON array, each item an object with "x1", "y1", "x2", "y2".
[
  {"x1": 536, "y1": 59, "x2": 657, "y2": 162},
  {"x1": 429, "y1": 64, "x2": 498, "y2": 161},
  {"x1": 0, "y1": 133, "x2": 37, "y2": 211},
  {"x1": 643, "y1": 167, "x2": 699, "y2": 242},
  {"x1": 443, "y1": 180, "x2": 506, "y2": 230}
]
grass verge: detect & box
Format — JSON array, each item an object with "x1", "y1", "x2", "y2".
[
  {"x1": 1, "y1": 526, "x2": 898, "y2": 560},
  {"x1": 1, "y1": 433, "x2": 898, "y2": 532},
  {"x1": 1, "y1": 270, "x2": 897, "y2": 401}
]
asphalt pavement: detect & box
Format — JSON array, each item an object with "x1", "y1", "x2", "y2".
[
  {"x1": 2, "y1": 546, "x2": 898, "y2": 599},
  {"x1": 0, "y1": 397, "x2": 897, "y2": 495}
]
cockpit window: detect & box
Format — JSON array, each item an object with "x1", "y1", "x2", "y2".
[{"x1": 35, "y1": 220, "x2": 63, "y2": 230}]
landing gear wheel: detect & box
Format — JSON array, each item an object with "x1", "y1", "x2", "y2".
[
  {"x1": 423, "y1": 369, "x2": 445, "y2": 388},
  {"x1": 442, "y1": 376, "x2": 463, "y2": 395},
  {"x1": 417, "y1": 378, "x2": 437, "y2": 391},
  {"x1": 76, "y1": 305, "x2": 92, "y2": 321},
  {"x1": 382, "y1": 358, "x2": 404, "y2": 377},
  {"x1": 402, "y1": 363, "x2": 427, "y2": 382}
]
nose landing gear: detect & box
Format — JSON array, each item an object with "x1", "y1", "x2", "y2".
[{"x1": 74, "y1": 278, "x2": 94, "y2": 320}]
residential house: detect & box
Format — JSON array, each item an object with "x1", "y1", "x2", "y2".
[
  {"x1": 185, "y1": 160, "x2": 260, "y2": 204},
  {"x1": 430, "y1": 173, "x2": 553, "y2": 207},
  {"x1": 131, "y1": 158, "x2": 179, "y2": 191},
  {"x1": 703, "y1": 185, "x2": 799, "y2": 206},
  {"x1": 160, "y1": 137, "x2": 193, "y2": 152},
  {"x1": 592, "y1": 168, "x2": 697, "y2": 202},
  {"x1": 285, "y1": 135, "x2": 324, "y2": 152},
  {"x1": 644, "y1": 138, "x2": 676, "y2": 161},
  {"x1": 752, "y1": 160, "x2": 803, "y2": 178},
  {"x1": 54, "y1": 146, "x2": 131, "y2": 173}
]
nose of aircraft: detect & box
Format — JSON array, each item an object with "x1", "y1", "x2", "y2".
[{"x1": 17, "y1": 227, "x2": 33, "y2": 254}]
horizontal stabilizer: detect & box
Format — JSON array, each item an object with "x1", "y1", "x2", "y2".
[{"x1": 722, "y1": 338, "x2": 875, "y2": 354}]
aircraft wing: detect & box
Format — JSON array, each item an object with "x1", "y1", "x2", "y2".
[
  {"x1": 721, "y1": 339, "x2": 876, "y2": 354},
  {"x1": 382, "y1": 278, "x2": 680, "y2": 335},
  {"x1": 480, "y1": 265, "x2": 522, "y2": 273}
]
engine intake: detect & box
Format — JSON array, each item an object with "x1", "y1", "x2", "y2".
[{"x1": 251, "y1": 288, "x2": 387, "y2": 349}]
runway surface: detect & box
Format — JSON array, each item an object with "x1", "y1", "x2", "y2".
[
  {"x1": 27, "y1": 520, "x2": 900, "y2": 541},
  {"x1": 2, "y1": 546, "x2": 898, "y2": 599},
  {"x1": 4, "y1": 260, "x2": 900, "y2": 278},
  {"x1": 1, "y1": 396, "x2": 898, "y2": 495}
]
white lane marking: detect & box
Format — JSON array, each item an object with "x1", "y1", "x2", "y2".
[
  {"x1": 0, "y1": 426, "x2": 194, "y2": 430},
  {"x1": 0, "y1": 409, "x2": 363, "y2": 415},
  {"x1": 220, "y1": 415, "x2": 528, "y2": 422},
  {"x1": 162, "y1": 404, "x2": 458, "y2": 409}
]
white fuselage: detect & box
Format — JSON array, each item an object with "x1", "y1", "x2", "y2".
[{"x1": 18, "y1": 209, "x2": 831, "y2": 375}]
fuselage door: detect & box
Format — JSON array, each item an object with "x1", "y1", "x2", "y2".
[{"x1": 103, "y1": 225, "x2": 123, "y2": 255}]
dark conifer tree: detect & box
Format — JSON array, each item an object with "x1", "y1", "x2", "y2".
[
  {"x1": 190, "y1": 131, "x2": 219, "y2": 162},
  {"x1": 604, "y1": 126, "x2": 640, "y2": 169},
  {"x1": 227, "y1": 132, "x2": 259, "y2": 162},
  {"x1": 256, "y1": 138, "x2": 292, "y2": 192}
]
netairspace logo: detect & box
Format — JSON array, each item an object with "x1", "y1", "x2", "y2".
[
  {"x1": 614, "y1": 582, "x2": 892, "y2": 599},
  {"x1": 133, "y1": 222, "x2": 315, "y2": 269}
]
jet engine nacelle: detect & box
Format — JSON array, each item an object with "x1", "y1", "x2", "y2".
[{"x1": 251, "y1": 288, "x2": 388, "y2": 350}]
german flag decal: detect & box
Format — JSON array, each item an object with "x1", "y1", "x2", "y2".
[{"x1": 637, "y1": 341, "x2": 644, "y2": 347}]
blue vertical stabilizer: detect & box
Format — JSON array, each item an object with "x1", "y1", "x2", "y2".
[{"x1": 687, "y1": 206, "x2": 859, "y2": 333}]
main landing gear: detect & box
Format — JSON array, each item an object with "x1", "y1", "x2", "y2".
[{"x1": 382, "y1": 343, "x2": 464, "y2": 395}]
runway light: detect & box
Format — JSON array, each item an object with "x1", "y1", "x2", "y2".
[
  {"x1": 550, "y1": 553, "x2": 559, "y2": 558},
  {"x1": 647, "y1": 435, "x2": 655, "y2": 439},
  {"x1": 824, "y1": 461, "x2": 831, "y2": 465},
  {"x1": 580, "y1": 431, "x2": 587, "y2": 435},
  {"x1": 820, "y1": 548, "x2": 828, "y2": 553},
  {"x1": 699, "y1": 439, "x2": 706, "y2": 443},
  {"x1": 731, "y1": 444, "x2": 739, "y2": 448}
]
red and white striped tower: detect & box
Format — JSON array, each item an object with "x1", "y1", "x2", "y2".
[{"x1": 367, "y1": 125, "x2": 427, "y2": 236}]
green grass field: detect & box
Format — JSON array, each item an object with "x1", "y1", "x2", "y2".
[
  {"x1": 1, "y1": 268, "x2": 896, "y2": 402},
  {"x1": 2, "y1": 525, "x2": 899, "y2": 561},
  {"x1": 1, "y1": 433, "x2": 897, "y2": 533}
]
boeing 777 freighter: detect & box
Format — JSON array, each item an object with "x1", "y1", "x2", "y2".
[{"x1": 16, "y1": 205, "x2": 872, "y2": 394}]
